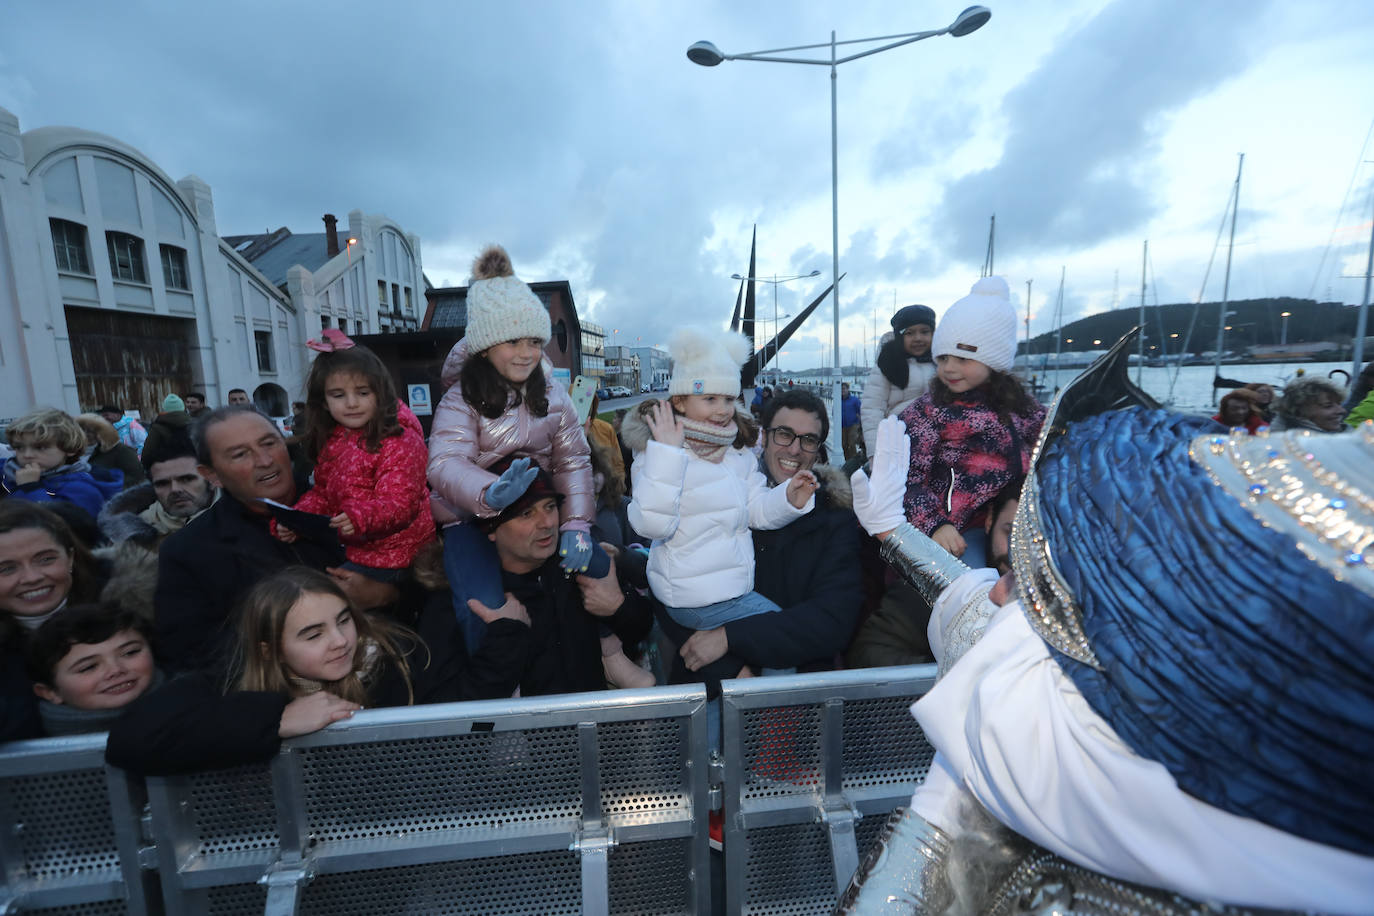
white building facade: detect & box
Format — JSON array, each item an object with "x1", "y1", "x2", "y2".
[{"x1": 0, "y1": 106, "x2": 421, "y2": 425}]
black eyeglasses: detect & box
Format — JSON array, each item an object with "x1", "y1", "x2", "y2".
[{"x1": 766, "y1": 426, "x2": 822, "y2": 453}]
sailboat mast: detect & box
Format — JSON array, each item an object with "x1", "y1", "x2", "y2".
[
  {"x1": 1351, "y1": 186, "x2": 1374, "y2": 380},
  {"x1": 1212, "y1": 153, "x2": 1244, "y2": 407},
  {"x1": 1053, "y1": 266, "x2": 1065, "y2": 394},
  {"x1": 1138, "y1": 240, "x2": 1148, "y2": 386},
  {"x1": 982, "y1": 215, "x2": 996, "y2": 278},
  {"x1": 1024, "y1": 278, "x2": 1033, "y2": 371}
]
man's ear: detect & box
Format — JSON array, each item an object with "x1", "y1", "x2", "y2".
[
  {"x1": 33, "y1": 682, "x2": 62, "y2": 704},
  {"x1": 198, "y1": 464, "x2": 220, "y2": 487}
]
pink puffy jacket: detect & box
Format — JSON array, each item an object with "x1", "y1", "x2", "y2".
[{"x1": 426, "y1": 339, "x2": 594, "y2": 530}]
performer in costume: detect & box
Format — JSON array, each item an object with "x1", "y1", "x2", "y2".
[{"x1": 840, "y1": 331, "x2": 1374, "y2": 914}]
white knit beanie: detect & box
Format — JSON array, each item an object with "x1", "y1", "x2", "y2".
[
  {"x1": 931, "y1": 276, "x2": 1019, "y2": 371},
  {"x1": 462, "y1": 245, "x2": 551, "y2": 354},
  {"x1": 667, "y1": 326, "x2": 750, "y2": 398}
]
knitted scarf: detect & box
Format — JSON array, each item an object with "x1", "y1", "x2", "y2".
[{"x1": 680, "y1": 416, "x2": 737, "y2": 463}]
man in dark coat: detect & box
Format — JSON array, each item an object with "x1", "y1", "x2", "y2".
[
  {"x1": 153, "y1": 407, "x2": 394, "y2": 674},
  {"x1": 473, "y1": 461, "x2": 653, "y2": 696},
  {"x1": 666, "y1": 389, "x2": 863, "y2": 685}
]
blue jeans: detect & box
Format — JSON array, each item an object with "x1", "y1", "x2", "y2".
[
  {"x1": 443, "y1": 522, "x2": 611, "y2": 655},
  {"x1": 667, "y1": 590, "x2": 781, "y2": 630}
]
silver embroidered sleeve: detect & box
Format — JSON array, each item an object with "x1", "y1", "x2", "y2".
[
  {"x1": 878, "y1": 523, "x2": 973, "y2": 608},
  {"x1": 834, "y1": 808, "x2": 956, "y2": 914}
]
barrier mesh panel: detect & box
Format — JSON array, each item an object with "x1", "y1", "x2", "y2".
[
  {"x1": 598, "y1": 718, "x2": 689, "y2": 822},
  {"x1": 26, "y1": 902, "x2": 126, "y2": 916},
  {"x1": 742, "y1": 821, "x2": 837, "y2": 915},
  {"x1": 207, "y1": 882, "x2": 267, "y2": 916},
  {"x1": 299, "y1": 726, "x2": 582, "y2": 843},
  {"x1": 740, "y1": 705, "x2": 822, "y2": 801},
  {"x1": 3, "y1": 768, "x2": 119, "y2": 881},
  {"x1": 608, "y1": 837, "x2": 693, "y2": 915},
  {"x1": 299, "y1": 849, "x2": 581, "y2": 915},
  {"x1": 840, "y1": 695, "x2": 933, "y2": 792},
  {"x1": 188, "y1": 764, "x2": 278, "y2": 858}
]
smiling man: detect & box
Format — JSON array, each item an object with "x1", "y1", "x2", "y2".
[
  {"x1": 670, "y1": 389, "x2": 863, "y2": 684},
  {"x1": 476, "y1": 458, "x2": 652, "y2": 696},
  {"x1": 152, "y1": 406, "x2": 349, "y2": 673}
]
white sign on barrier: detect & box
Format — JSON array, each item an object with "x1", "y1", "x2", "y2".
[{"x1": 408, "y1": 383, "x2": 432, "y2": 416}]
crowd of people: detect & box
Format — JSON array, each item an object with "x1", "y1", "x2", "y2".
[{"x1": 1, "y1": 248, "x2": 1370, "y2": 909}]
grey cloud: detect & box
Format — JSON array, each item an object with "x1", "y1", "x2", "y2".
[{"x1": 931, "y1": 0, "x2": 1269, "y2": 262}]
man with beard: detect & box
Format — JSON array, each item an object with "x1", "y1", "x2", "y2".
[{"x1": 98, "y1": 436, "x2": 220, "y2": 547}]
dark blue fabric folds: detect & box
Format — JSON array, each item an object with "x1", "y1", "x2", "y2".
[{"x1": 1039, "y1": 408, "x2": 1374, "y2": 856}]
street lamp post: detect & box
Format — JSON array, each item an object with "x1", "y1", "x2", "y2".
[
  {"x1": 690, "y1": 6, "x2": 991, "y2": 455},
  {"x1": 731, "y1": 269, "x2": 819, "y2": 383},
  {"x1": 1280, "y1": 310, "x2": 1291, "y2": 347}
]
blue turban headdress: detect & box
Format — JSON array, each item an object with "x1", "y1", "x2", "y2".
[{"x1": 1012, "y1": 343, "x2": 1374, "y2": 855}]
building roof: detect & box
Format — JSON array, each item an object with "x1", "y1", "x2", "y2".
[
  {"x1": 220, "y1": 229, "x2": 351, "y2": 289},
  {"x1": 424, "y1": 280, "x2": 578, "y2": 333}
]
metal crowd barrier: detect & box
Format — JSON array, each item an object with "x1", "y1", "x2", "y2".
[
  {"x1": 0, "y1": 666, "x2": 938, "y2": 915},
  {"x1": 145, "y1": 685, "x2": 710, "y2": 916},
  {"x1": 720, "y1": 664, "x2": 938, "y2": 915},
  {"x1": 0, "y1": 732, "x2": 155, "y2": 915}
]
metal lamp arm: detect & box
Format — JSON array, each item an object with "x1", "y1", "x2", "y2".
[{"x1": 725, "y1": 28, "x2": 949, "y2": 66}]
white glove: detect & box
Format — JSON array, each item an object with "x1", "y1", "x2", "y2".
[{"x1": 849, "y1": 416, "x2": 910, "y2": 537}]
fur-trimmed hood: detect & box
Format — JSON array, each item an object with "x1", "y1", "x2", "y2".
[
  {"x1": 98, "y1": 483, "x2": 159, "y2": 545},
  {"x1": 619, "y1": 398, "x2": 758, "y2": 453},
  {"x1": 94, "y1": 539, "x2": 160, "y2": 621}
]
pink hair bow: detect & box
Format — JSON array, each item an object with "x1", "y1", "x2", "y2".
[{"x1": 306, "y1": 328, "x2": 357, "y2": 353}]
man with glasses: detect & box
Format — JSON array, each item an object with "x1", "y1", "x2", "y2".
[{"x1": 676, "y1": 390, "x2": 863, "y2": 678}]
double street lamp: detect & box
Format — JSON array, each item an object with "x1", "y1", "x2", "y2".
[
  {"x1": 731, "y1": 270, "x2": 820, "y2": 381},
  {"x1": 689, "y1": 6, "x2": 992, "y2": 455}
]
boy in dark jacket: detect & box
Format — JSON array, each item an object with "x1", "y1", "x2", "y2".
[{"x1": 2, "y1": 408, "x2": 122, "y2": 521}]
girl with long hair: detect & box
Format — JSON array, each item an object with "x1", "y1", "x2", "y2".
[
  {"x1": 900, "y1": 278, "x2": 1044, "y2": 569},
  {"x1": 275, "y1": 332, "x2": 434, "y2": 581},
  {"x1": 105, "y1": 566, "x2": 529, "y2": 774},
  {"x1": 860, "y1": 304, "x2": 937, "y2": 457},
  {"x1": 427, "y1": 246, "x2": 636, "y2": 685}
]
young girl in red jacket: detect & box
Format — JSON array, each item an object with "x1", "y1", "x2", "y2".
[
  {"x1": 899, "y1": 277, "x2": 1045, "y2": 569},
  {"x1": 276, "y1": 332, "x2": 434, "y2": 582}
]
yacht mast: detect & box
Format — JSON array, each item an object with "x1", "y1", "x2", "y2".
[
  {"x1": 1212, "y1": 153, "x2": 1243, "y2": 407},
  {"x1": 1138, "y1": 240, "x2": 1148, "y2": 386},
  {"x1": 1351, "y1": 186, "x2": 1374, "y2": 380}
]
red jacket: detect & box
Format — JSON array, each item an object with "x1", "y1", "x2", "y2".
[{"x1": 294, "y1": 401, "x2": 435, "y2": 569}]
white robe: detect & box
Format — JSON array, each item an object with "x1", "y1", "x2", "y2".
[{"x1": 911, "y1": 569, "x2": 1374, "y2": 914}]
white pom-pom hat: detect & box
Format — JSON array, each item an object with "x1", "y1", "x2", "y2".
[
  {"x1": 463, "y1": 245, "x2": 551, "y2": 354},
  {"x1": 667, "y1": 326, "x2": 751, "y2": 398},
  {"x1": 931, "y1": 276, "x2": 1019, "y2": 372}
]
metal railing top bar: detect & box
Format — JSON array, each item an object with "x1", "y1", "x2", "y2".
[
  {"x1": 719, "y1": 663, "x2": 937, "y2": 706},
  {"x1": 283, "y1": 684, "x2": 708, "y2": 748},
  {"x1": 0, "y1": 731, "x2": 108, "y2": 774}
]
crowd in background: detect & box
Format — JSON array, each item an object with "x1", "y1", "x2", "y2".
[{"x1": 1, "y1": 256, "x2": 1369, "y2": 778}]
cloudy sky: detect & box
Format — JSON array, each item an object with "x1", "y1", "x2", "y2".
[{"x1": 4, "y1": 0, "x2": 1373, "y2": 368}]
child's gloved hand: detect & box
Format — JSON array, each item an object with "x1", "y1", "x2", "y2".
[
  {"x1": 559, "y1": 529, "x2": 593, "y2": 573},
  {"x1": 485, "y1": 457, "x2": 538, "y2": 510}
]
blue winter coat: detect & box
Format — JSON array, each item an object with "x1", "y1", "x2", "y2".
[{"x1": 2, "y1": 455, "x2": 123, "y2": 520}]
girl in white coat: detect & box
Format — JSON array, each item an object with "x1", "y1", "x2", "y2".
[
  {"x1": 860, "y1": 304, "x2": 937, "y2": 456},
  {"x1": 627, "y1": 328, "x2": 816, "y2": 636}
]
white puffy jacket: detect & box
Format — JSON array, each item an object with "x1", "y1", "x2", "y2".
[
  {"x1": 860, "y1": 332, "x2": 937, "y2": 456},
  {"x1": 628, "y1": 440, "x2": 809, "y2": 609}
]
